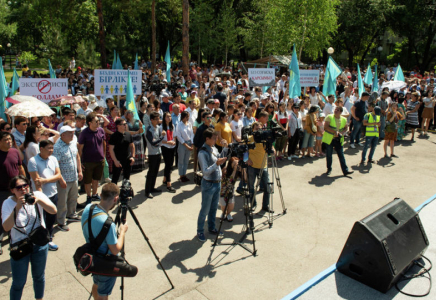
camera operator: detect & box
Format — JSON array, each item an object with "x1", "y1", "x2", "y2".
[
  {"x1": 81, "y1": 183, "x2": 128, "y2": 300},
  {"x1": 2, "y1": 175, "x2": 57, "y2": 300},
  {"x1": 246, "y1": 112, "x2": 273, "y2": 213},
  {"x1": 196, "y1": 128, "x2": 228, "y2": 242}
]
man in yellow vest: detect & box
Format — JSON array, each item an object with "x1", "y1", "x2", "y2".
[
  {"x1": 361, "y1": 104, "x2": 381, "y2": 164},
  {"x1": 322, "y1": 106, "x2": 354, "y2": 176}
]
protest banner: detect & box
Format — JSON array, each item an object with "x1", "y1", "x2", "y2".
[
  {"x1": 299, "y1": 70, "x2": 320, "y2": 87},
  {"x1": 20, "y1": 78, "x2": 68, "y2": 103},
  {"x1": 248, "y1": 68, "x2": 276, "y2": 87},
  {"x1": 94, "y1": 69, "x2": 142, "y2": 96}
]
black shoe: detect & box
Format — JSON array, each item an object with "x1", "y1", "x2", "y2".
[
  {"x1": 360, "y1": 160, "x2": 365, "y2": 165},
  {"x1": 151, "y1": 189, "x2": 162, "y2": 193},
  {"x1": 326, "y1": 169, "x2": 332, "y2": 175},
  {"x1": 368, "y1": 159, "x2": 375, "y2": 163},
  {"x1": 261, "y1": 207, "x2": 274, "y2": 213},
  {"x1": 167, "y1": 186, "x2": 176, "y2": 193},
  {"x1": 146, "y1": 193, "x2": 154, "y2": 199},
  {"x1": 208, "y1": 228, "x2": 224, "y2": 235},
  {"x1": 390, "y1": 154, "x2": 399, "y2": 158},
  {"x1": 344, "y1": 171, "x2": 354, "y2": 176}
]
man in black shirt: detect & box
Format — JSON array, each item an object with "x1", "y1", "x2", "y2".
[
  {"x1": 108, "y1": 119, "x2": 135, "y2": 184},
  {"x1": 194, "y1": 111, "x2": 214, "y2": 150},
  {"x1": 213, "y1": 85, "x2": 227, "y2": 110}
]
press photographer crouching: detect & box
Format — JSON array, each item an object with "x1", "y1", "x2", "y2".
[
  {"x1": 1, "y1": 175, "x2": 57, "y2": 300},
  {"x1": 81, "y1": 183, "x2": 128, "y2": 300},
  {"x1": 196, "y1": 128, "x2": 228, "y2": 242}
]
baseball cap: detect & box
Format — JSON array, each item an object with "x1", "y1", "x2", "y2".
[
  {"x1": 59, "y1": 125, "x2": 75, "y2": 135},
  {"x1": 207, "y1": 99, "x2": 215, "y2": 104},
  {"x1": 214, "y1": 99, "x2": 220, "y2": 104},
  {"x1": 160, "y1": 91, "x2": 169, "y2": 97}
]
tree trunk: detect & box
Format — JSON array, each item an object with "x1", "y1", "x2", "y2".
[
  {"x1": 96, "y1": 0, "x2": 106, "y2": 68},
  {"x1": 198, "y1": 32, "x2": 201, "y2": 66},
  {"x1": 151, "y1": 0, "x2": 156, "y2": 73},
  {"x1": 182, "y1": 0, "x2": 190, "y2": 76}
]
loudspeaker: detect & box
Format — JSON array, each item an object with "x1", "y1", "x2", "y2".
[{"x1": 336, "y1": 198, "x2": 429, "y2": 293}]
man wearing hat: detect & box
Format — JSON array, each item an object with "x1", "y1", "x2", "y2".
[
  {"x1": 53, "y1": 126, "x2": 83, "y2": 230},
  {"x1": 349, "y1": 91, "x2": 369, "y2": 149},
  {"x1": 213, "y1": 83, "x2": 227, "y2": 110},
  {"x1": 160, "y1": 91, "x2": 173, "y2": 113},
  {"x1": 206, "y1": 99, "x2": 215, "y2": 113},
  {"x1": 361, "y1": 104, "x2": 381, "y2": 164}
]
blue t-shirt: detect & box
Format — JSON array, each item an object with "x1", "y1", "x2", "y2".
[
  {"x1": 353, "y1": 100, "x2": 367, "y2": 122},
  {"x1": 27, "y1": 154, "x2": 59, "y2": 198},
  {"x1": 81, "y1": 204, "x2": 118, "y2": 255}
]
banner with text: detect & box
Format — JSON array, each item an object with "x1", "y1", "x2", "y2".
[
  {"x1": 248, "y1": 68, "x2": 276, "y2": 87},
  {"x1": 299, "y1": 70, "x2": 320, "y2": 87},
  {"x1": 20, "y1": 78, "x2": 68, "y2": 103},
  {"x1": 94, "y1": 69, "x2": 142, "y2": 96}
]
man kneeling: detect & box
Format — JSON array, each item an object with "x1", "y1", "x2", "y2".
[{"x1": 81, "y1": 183, "x2": 128, "y2": 300}]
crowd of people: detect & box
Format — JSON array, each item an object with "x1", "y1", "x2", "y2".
[{"x1": 1, "y1": 60, "x2": 436, "y2": 299}]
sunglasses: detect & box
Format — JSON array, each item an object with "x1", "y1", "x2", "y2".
[
  {"x1": 15, "y1": 183, "x2": 29, "y2": 190},
  {"x1": 118, "y1": 123, "x2": 127, "y2": 126},
  {"x1": 20, "y1": 123, "x2": 29, "y2": 126},
  {"x1": 4, "y1": 127, "x2": 11, "y2": 130}
]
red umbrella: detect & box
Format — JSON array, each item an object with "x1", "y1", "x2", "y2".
[{"x1": 48, "y1": 95, "x2": 85, "y2": 107}]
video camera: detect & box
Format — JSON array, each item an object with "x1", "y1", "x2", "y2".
[
  {"x1": 119, "y1": 179, "x2": 134, "y2": 205},
  {"x1": 144, "y1": 80, "x2": 166, "y2": 96},
  {"x1": 253, "y1": 120, "x2": 285, "y2": 145},
  {"x1": 168, "y1": 81, "x2": 181, "y2": 95}
]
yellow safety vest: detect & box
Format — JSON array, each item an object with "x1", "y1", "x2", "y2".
[
  {"x1": 365, "y1": 113, "x2": 380, "y2": 137},
  {"x1": 322, "y1": 115, "x2": 347, "y2": 146}
]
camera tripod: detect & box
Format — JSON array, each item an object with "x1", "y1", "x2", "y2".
[
  {"x1": 253, "y1": 142, "x2": 287, "y2": 228},
  {"x1": 212, "y1": 160, "x2": 257, "y2": 256},
  {"x1": 114, "y1": 200, "x2": 174, "y2": 299}
]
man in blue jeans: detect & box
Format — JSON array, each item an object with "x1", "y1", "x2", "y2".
[
  {"x1": 361, "y1": 105, "x2": 381, "y2": 164},
  {"x1": 82, "y1": 183, "x2": 128, "y2": 299},
  {"x1": 350, "y1": 92, "x2": 369, "y2": 149},
  {"x1": 197, "y1": 128, "x2": 228, "y2": 242}
]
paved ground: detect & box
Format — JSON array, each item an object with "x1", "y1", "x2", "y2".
[{"x1": 1, "y1": 131, "x2": 435, "y2": 300}]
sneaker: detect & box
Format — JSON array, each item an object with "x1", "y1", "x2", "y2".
[
  {"x1": 48, "y1": 242, "x2": 59, "y2": 251},
  {"x1": 167, "y1": 186, "x2": 176, "y2": 193},
  {"x1": 357, "y1": 142, "x2": 364, "y2": 147},
  {"x1": 368, "y1": 159, "x2": 375, "y2": 163},
  {"x1": 104, "y1": 178, "x2": 112, "y2": 184},
  {"x1": 208, "y1": 228, "x2": 224, "y2": 235},
  {"x1": 92, "y1": 194, "x2": 101, "y2": 201},
  {"x1": 67, "y1": 214, "x2": 81, "y2": 222},
  {"x1": 227, "y1": 214, "x2": 233, "y2": 222},
  {"x1": 58, "y1": 224, "x2": 70, "y2": 232},
  {"x1": 292, "y1": 155, "x2": 300, "y2": 159},
  {"x1": 197, "y1": 232, "x2": 206, "y2": 242},
  {"x1": 287, "y1": 156, "x2": 293, "y2": 161},
  {"x1": 350, "y1": 144, "x2": 356, "y2": 149}
]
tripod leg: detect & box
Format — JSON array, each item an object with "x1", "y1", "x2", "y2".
[
  {"x1": 126, "y1": 206, "x2": 174, "y2": 289},
  {"x1": 212, "y1": 199, "x2": 230, "y2": 247},
  {"x1": 271, "y1": 154, "x2": 287, "y2": 214}
]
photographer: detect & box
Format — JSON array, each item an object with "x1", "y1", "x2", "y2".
[
  {"x1": 196, "y1": 128, "x2": 228, "y2": 242},
  {"x1": 81, "y1": 183, "x2": 128, "y2": 300},
  {"x1": 246, "y1": 113, "x2": 273, "y2": 213},
  {"x1": 2, "y1": 175, "x2": 57, "y2": 300}
]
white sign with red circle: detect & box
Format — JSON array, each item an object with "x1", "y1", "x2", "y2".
[{"x1": 20, "y1": 79, "x2": 68, "y2": 102}]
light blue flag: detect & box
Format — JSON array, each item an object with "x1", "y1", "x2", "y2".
[
  {"x1": 10, "y1": 68, "x2": 19, "y2": 96},
  {"x1": 364, "y1": 63, "x2": 373, "y2": 86},
  {"x1": 126, "y1": 70, "x2": 144, "y2": 131},
  {"x1": 322, "y1": 56, "x2": 342, "y2": 101},
  {"x1": 394, "y1": 64, "x2": 405, "y2": 82},
  {"x1": 112, "y1": 50, "x2": 116, "y2": 69},
  {"x1": 116, "y1": 53, "x2": 122, "y2": 70},
  {"x1": 357, "y1": 64, "x2": 364, "y2": 99},
  {"x1": 134, "y1": 53, "x2": 139, "y2": 70},
  {"x1": 263, "y1": 62, "x2": 270, "y2": 93},
  {"x1": 165, "y1": 41, "x2": 171, "y2": 82},
  {"x1": 0, "y1": 58, "x2": 8, "y2": 121},
  {"x1": 289, "y1": 44, "x2": 301, "y2": 98},
  {"x1": 372, "y1": 65, "x2": 379, "y2": 93},
  {"x1": 48, "y1": 59, "x2": 56, "y2": 78}
]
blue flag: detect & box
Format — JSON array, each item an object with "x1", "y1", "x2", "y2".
[
  {"x1": 48, "y1": 59, "x2": 56, "y2": 78},
  {"x1": 263, "y1": 62, "x2": 270, "y2": 93},
  {"x1": 112, "y1": 50, "x2": 116, "y2": 69},
  {"x1": 116, "y1": 53, "x2": 122, "y2": 70},
  {"x1": 364, "y1": 63, "x2": 373, "y2": 86},
  {"x1": 394, "y1": 64, "x2": 405, "y2": 82},
  {"x1": 126, "y1": 70, "x2": 144, "y2": 131},
  {"x1": 289, "y1": 44, "x2": 301, "y2": 99},
  {"x1": 165, "y1": 41, "x2": 171, "y2": 82},
  {"x1": 134, "y1": 53, "x2": 139, "y2": 70},
  {"x1": 372, "y1": 65, "x2": 379, "y2": 93},
  {"x1": 322, "y1": 56, "x2": 342, "y2": 101},
  {"x1": 0, "y1": 58, "x2": 9, "y2": 121},
  {"x1": 357, "y1": 64, "x2": 364, "y2": 98},
  {"x1": 10, "y1": 68, "x2": 19, "y2": 96}
]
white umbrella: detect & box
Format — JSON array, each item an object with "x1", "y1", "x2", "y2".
[
  {"x1": 6, "y1": 95, "x2": 40, "y2": 104},
  {"x1": 7, "y1": 100, "x2": 54, "y2": 118},
  {"x1": 380, "y1": 80, "x2": 407, "y2": 92}
]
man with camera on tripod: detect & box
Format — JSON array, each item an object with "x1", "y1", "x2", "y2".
[
  {"x1": 81, "y1": 183, "x2": 128, "y2": 300},
  {"x1": 247, "y1": 112, "x2": 273, "y2": 213}
]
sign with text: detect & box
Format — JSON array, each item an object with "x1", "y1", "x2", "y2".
[
  {"x1": 94, "y1": 69, "x2": 142, "y2": 96},
  {"x1": 300, "y1": 70, "x2": 320, "y2": 86},
  {"x1": 248, "y1": 68, "x2": 276, "y2": 87},
  {"x1": 20, "y1": 78, "x2": 68, "y2": 103}
]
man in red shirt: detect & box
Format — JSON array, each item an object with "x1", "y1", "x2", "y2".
[{"x1": 169, "y1": 94, "x2": 186, "y2": 113}]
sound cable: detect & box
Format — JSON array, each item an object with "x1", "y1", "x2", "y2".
[{"x1": 395, "y1": 255, "x2": 432, "y2": 297}]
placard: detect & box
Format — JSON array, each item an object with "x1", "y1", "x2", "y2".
[
  {"x1": 248, "y1": 68, "x2": 276, "y2": 87},
  {"x1": 300, "y1": 70, "x2": 320, "y2": 86},
  {"x1": 94, "y1": 69, "x2": 142, "y2": 96},
  {"x1": 20, "y1": 78, "x2": 68, "y2": 103}
]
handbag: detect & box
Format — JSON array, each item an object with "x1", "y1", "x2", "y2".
[
  {"x1": 28, "y1": 204, "x2": 50, "y2": 246},
  {"x1": 73, "y1": 204, "x2": 138, "y2": 277},
  {"x1": 10, "y1": 238, "x2": 34, "y2": 261}
]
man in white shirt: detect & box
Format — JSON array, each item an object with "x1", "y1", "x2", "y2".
[
  {"x1": 277, "y1": 74, "x2": 287, "y2": 92},
  {"x1": 185, "y1": 101, "x2": 197, "y2": 127},
  {"x1": 386, "y1": 67, "x2": 395, "y2": 80},
  {"x1": 230, "y1": 109, "x2": 243, "y2": 142},
  {"x1": 76, "y1": 100, "x2": 93, "y2": 116},
  {"x1": 322, "y1": 94, "x2": 336, "y2": 116}
]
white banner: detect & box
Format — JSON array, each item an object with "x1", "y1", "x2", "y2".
[
  {"x1": 248, "y1": 68, "x2": 276, "y2": 87},
  {"x1": 20, "y1": 78, "x2": 68, "y2": 103},
  {"x1": 300, "y1": 70, "x2": 320, "y2": 86},
  {"x1": 94, "y1": 69, "x2": 142, "y2": 96}
]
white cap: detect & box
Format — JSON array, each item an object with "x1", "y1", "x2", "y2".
[
  {"x1": 215, "y1": 77, "x2": 221, "y2": 82},
  {"x1": 88, "y1": 94, "x2": 96, "y2": 102},
  {"x1": 59, "y1": 125, "x2": 75, "y2": 135},
  {"x1": 161, "y1": 91, "x2": 169, "y2": 97}
]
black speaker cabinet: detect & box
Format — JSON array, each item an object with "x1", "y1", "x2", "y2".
[{"x1": 336, "y1": 198, "x2": 429, "y2": 293}]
